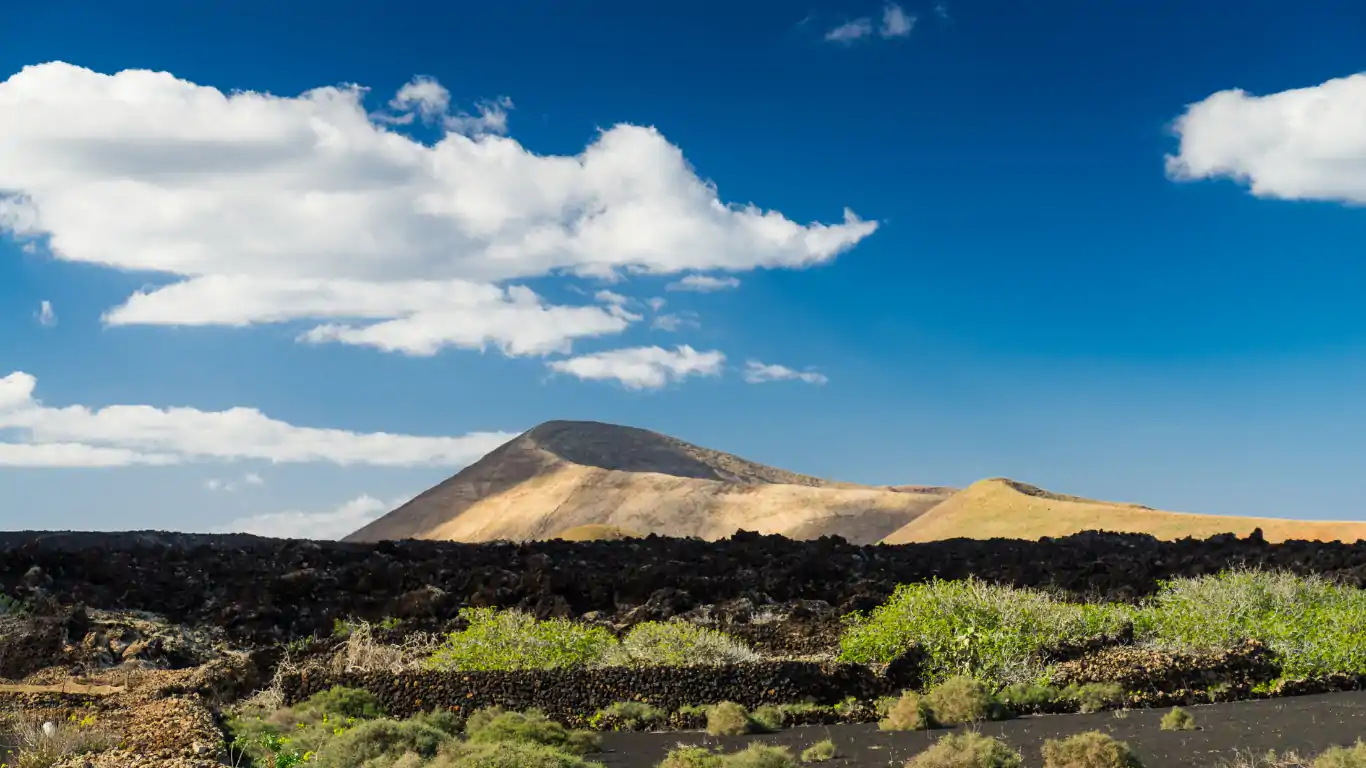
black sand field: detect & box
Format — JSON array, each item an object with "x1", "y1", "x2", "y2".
[{"x1": 596, "y1": 691, "x2": 1366, "y2": 767}]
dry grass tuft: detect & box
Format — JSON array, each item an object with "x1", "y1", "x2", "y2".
[{"x1": 1041, "y1": 731, "x2": 1143, "y2": 768}]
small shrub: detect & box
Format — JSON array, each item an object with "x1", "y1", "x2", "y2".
[
  {"x1": 1064, "y1": 683, "x2": 1125, "y2": 714},
  {"x1": 425, "y1": 608, "x2": 618, "y2": 672},
  {"x1": 706, "y1": 702, "x2": 758, "y2": 737},
  {"x1": 749, "y1": 705, "x2": 786, "y2": 732},
  {"x1": 1041, "y1": 731, "x2": 1143, "y2": 768},
  {"x1": 1313, "y1": 741, "x2": 1366, "y2": 768},
  {"x1": 925, "y1": 676, "x2": 999, "y2": 724},
  {"x1": 659, "y1": 745, "x2": 725, "y2": 768},
  {"x1": 998, "y1": 682, "x2": 1061, "y2": 715},
  {"x1": 591, "y1": 701, "x2": 664, "y2": 730},
  {"x1": 2, "y1": 714, "x2": 120, "y2": 768},
  {"x1": 907, "y1": 732, "x2": 1023, "y2": 768},
  {"x1": 429, "y1": 739, "x2": 606, "y2": 768},
  {"x1": 312, "y1": 717, "x2": 452, "y2": 767},
  {"x1": 0, "y1": 592, "x2": 24, "y2": 616},
  {"x1": 801, "y1": 739, "x2": 838, "y2": 763},
  {"x1": 728, "y1": 744, "x2": 800, "y2": 768},
  {"x1": 603, "y1": 621, "x2": 758, "y2": 667},
  {"x1": 464, "y1": 708, "x2": 600, "y2": 754},
  {"x1": 879, "y1": 691, "x2": 934, "y2": 731},
  {"x1": 1159, "y1": 706, "x2": 1196, "y2": 731},
  {"x1": 296, "y1": 685, "x2": 387, "y2": 720}
]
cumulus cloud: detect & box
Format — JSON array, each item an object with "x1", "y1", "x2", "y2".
[
  {"x1": 742, "y1": 360, "x2": 829, "y2": 385},
  {"x1": 1165, "y1": 73, "x2": 1366, "y2": 204},
  {"x1": 880, "y1": 4, "x2": 915, "y2": 37},
  {"x1": 665, "y1": 274, "x2": 741, "y2": 292},
  {"x1": 35, "y1": 300, "x2": 56, "y2": 327},
  {"x1": 243, "y1": 472, "x2": 264, "y2": 486},
  {"x1": 0, "y1": 370, "x2": 513, "y2": 467},
  {"x1": 825, "y1": 18, "x2": 874, "y2": 43},
  {"x1": 215, "y1": 493, "x2": 407, "y2": 540},
  {"x1": 826, "y1": 5, "x2": 913, "y2": 43},
  {"x1": 0, "y1": 62, "x2": 877, "y2": 358},
  {"x1": 547, "y1": 345, "x2": 725, "y2": 389}
]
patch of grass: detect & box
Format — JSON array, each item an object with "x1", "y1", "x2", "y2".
[
  {"x1": 1213, "y1": 748, "x2": 1312, "y2": 768},
  {"x1": 1064, "y1": 683, "x2": 1125, "y2": 714},
  {"x1": 227, "y1": 685, "x2": 388, "y2": 764},
  {"x1": 1041, "y1": 731, "x2": 1143, "y2": 768},
  {"x1": 878, "y1": 691, "x2": 934, "y2": 731},
  {"x1": 602, "y1": 621, "x2": 758, "y2": 667},
  {"x1": 1312, "y1": 741, "x2": 1366, "y2": 768},
  {"x1": 749, "y1": 705, "x2": 786, "y2": 732},
  {"x1": 726, "y1": 744, "x2": 799, "y2": 768},
  {"x1": 838, "y1": 577, "x2": 1129, "y2": 685},
  {"x1": 998, "y1": 682, "x2": 1062, "y2": 714},
  {"x1": 924, "y1": 675, "x2": 1002, "y2": 724},
  {"x1": 906, "y1": 731, "x2": 1023, "y2": 768},
  {"x1": 659, "y1": 745, "x2": 726, "y2": 768},
  {"x1": 465, "y1": 708, "x2": 600, "y2": 755},
  {"x1": 428, "y1": 739, "x2": 606, "y2": 768},
  {"x1": 1, "y1": 713, "x2": 120, "y2": 768},
  {"x1": 800, "y1": 739, "x2": 837, "y2": 763},
  {"x1": 706, "y1": 702, "x2": 761, "y2": 737},
  {"x1": 1159, "y1": 706, "x2": 1196, "y2": 731},
  {"x1": 589, "y1": 701, "x2": 665, "y2": 730},
  {"x1": 424, "y1": 608, "x2": 618, "y2": 672}
]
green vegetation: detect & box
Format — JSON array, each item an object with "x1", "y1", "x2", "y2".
[
  {"x1": 1312, "y1": 741, "x2": 1366, "y2": 768},
  {"x1": 655, "y1": 744, "x2": 799, "y2": 768},
  {"x1": 704, "y1": 702, "x2": 765, "y2": 737},
  {"x1": 588, "y1": 701, "x2": 665, "y2": 731},
  {"x1": 1041, "y1": 731, "x2": 1143, "y2": 768},
  {"x1": 800, "y1": 739, "x2": 837, "y2": 763},
  {"x1": 906, "y1": 732, "x2": 1023, "y2": 768},
  {"x1": 839, "y1": 569, "x2": 1366, "y2": 692},
  {"x1": 1065, "y1": 683, "x2": 1126, "y2": 714},
  {"x1": 603, "y1": 620, "x2": 758, "y2": 666},
  {"x1": 1159, "y1": 706, "x2": 1196, "y2": 731},
  {"x1": 0, "y1": 592, "x2": 23, "y2": 616},
  {"x1": 0, "y1": 711, "x2": 120, "y2": 768},
  {"x1": 924, "y1": 675, "x2": 1001, "y2": 724},
  {"x1": 879, "y1": 691, "x2": 934, "y2": 731},
  {"x1": 464, "y1": 708, "x2": 600, "y2": 755}
]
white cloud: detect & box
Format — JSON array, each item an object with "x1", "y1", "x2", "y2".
[
  {"x1": 205, "y1": 478, "x2": 229, "y2": 492},
  {"x1": 0, "y1": 370, "x2": 514, "y2": 467},
  {"x1": 215, "y1": 493, "x2": 408, "y2": 540},
  {"x1": 742, "y1": 360, "x2": 829, "y2": 385},
  {"x1": 205, "y1": 471, "x2": 264, "y2": 492},
  {"x1": 825, "y1": 17, "x2": 874, "y2": 43},
  {"x1": 665, "y1": 274, "x2": 741, "y2": 292},
  {"x1": 1165, "y1": 73, "x2": 1366, "y2": 204},
  {"x1": 35, "y1": 300, "x2": 56, "y2": 327},
  {"x1": 547, "y1": 345, "x2": 725, "y2": 389},
  {"x1": 243, "y1": 472, "x2": 264, "y2": 486},
  {"x1": 880, "y1": 4, "x2": 915, "y2": 37},
  {"x1": 647, "y1": 297, "x2": 667, "y2": 312},
  {"x1": 594, "y1": 289, "x2": 629, "y2": 305},
  {"x1": 0, "y1": 62, "x2": 877, "y2": 357}
]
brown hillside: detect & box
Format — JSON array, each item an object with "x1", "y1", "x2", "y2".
[
  {"x1": 881, "y1": 478, "x2": 1366, "y2": 544},
  {"x1": 344, "y1": 420, "x2": 957, "y2": 545}
]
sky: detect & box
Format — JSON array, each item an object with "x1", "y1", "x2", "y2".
[{"x1": 3, "y1": 0, "x2": 1366, "y2": 539}]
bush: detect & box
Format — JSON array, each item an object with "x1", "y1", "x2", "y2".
[
  {"x1": 749, "y1": 705, "x2": 786, "y2": 732},
  {"x1": 603, "y1": 621, "x2": 758, "y2": 667},
  {"x1": 1041, "y1": 731, "x2": 1143, "y2": 768},
  {"x1": 429, "y1": 739, "x2": 606, "y2": 768},
  {"x1": 312, "y1": 717, "x2": 452, "y2": 767},
  {"x1": 1313, "y1": 741, "x2": 1366, "y2": 768},
  {"x1": 706, "y1": 702, "x2": 759, "y2": 736},
  {"x1": 1159, "y1": 707, "x2": 1196, "y2": 731},
  {"x1": 801, "y1": 739, "x2": 838, "y2": 763},
  {"x1": 1064, "y1": 683, "x2": 1125, "y2": 714},
  {"x1": 1, "y1": 714, "x2": 120, "y2": 768},
  {"x1": 590, "y1": 701, "x2": 665, "y2": 730},
  {"x1": 464, "y1": 708, "x2": 600, "y2": 754},
  {"x1": 925, "y1": 676, "x2": 1001, "y2": 724},
  {"x1": 879, "y1": 691, "x2": 934, "y2": 731},
  {"x1": 296, "y1": 685, "x2": 387, "y2": 720},
  {"x1": 425, "y1": 608, "x2": 619, "y2": 672},
  {"x1": 1133, "y1": 569, "x2": 1366, "y2": 679},
  {"x1": 998, "y1": 682, "x2": 1061, "y2": 714},
  {"x1": 839, "y1": 577, "x2": 1128, "y2": 685},
  {"x1": 907, "y1": 732, "x2": 1023, "y2": 768},
  {"x1": 727, "y1": 744, "x2": 800, "y2": 768},
  {"x1": 659, "y1": 746, "x2": 726, "y2": 768}
]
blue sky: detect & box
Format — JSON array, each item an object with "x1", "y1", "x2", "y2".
[{"x1": 4, "y1": 0, "x2": 1366, "y2": 537}]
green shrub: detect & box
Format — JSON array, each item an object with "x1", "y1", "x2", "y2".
[
  {"x1": 839, "y1": 577, "x2": 1128, "y2": 685},
  {"x1": 295, "y1": 685, "x2": 387, "y2": 720},
  {"x1": 706, "y1": 702, "x2": 758, "y2": 736},
  {"x1": 429, "y1": 739, "x2": 606, "y2": 768},
  {"x1": 727, "y1": 744, "x2": 800, "y2": 768},
  {"x1": 1159, "y1": 706, "x2": 1196, "y2": 731},
  {"x1": 424, "y1": 608, "x2": 618, "y2": 671},
  {"x1": 1041, "y1": 731, "x2": 1142, "y2": 768},
  {"x1": 907, "y1": 732, "x2": 1023, "y2": 768},
  {"x1": 603, "y1": 621, "x2": 758, "y2": 667},
  {"x1": 924, "y1": 676, "x2": 1000, "y2": 724},
  {"x1": 1313, "y1": 741, "x2": 1366, "y2": 768},
  {"x1": 0, "y1": 592, "x2": 24, "y2": 616},
  {"x1": 1064, "y1": 683, "x2": 1125, "y2": 714},
  {"x1": 590, "y1": 701, "x2": 665, "y2": 730},
  {"x1": 801, "y1": 739, "x2": 838, "y2": 763},
  {"x1": 312, "y1": 717, "x2": 452, "y2": 767},
  {"x1": 749, "y1": 704, "x2": 786, "y2": 732},
  {"x1": 998, "y1": 682, "x2": 1061, "y2": 714},
  {"x1": 1133, "y1": 569, "x2": 1366, "y2": 679},
  {"x1": 464, "y1": 708, "x2": 600, "y2": 754},
  {"x1": 227, "y1": 687, "x2": 386, "y2": 765},
  {"x1": 878, "y1": 691, "x2": 934, "y2": 731},
  {"x1": 659, "y1": 746, "x2": 725, "y2": 768}
]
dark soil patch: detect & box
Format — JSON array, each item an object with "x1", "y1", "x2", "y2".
[{"x1": 595, "y1": 691, "x2": 1366, "y2": 767}]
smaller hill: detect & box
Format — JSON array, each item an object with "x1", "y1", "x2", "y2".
[{"x1": 882, "y1": 478, "x2": 1366, "y2": 544}]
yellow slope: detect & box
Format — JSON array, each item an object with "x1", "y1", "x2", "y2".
[{"x1": 881, "y1": 478, "x2": 1366, "y2": 544}]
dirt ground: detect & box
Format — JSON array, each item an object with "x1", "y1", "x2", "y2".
[{"x1": 596, "y1": 691, "x2": 1366, "y2": 767}]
